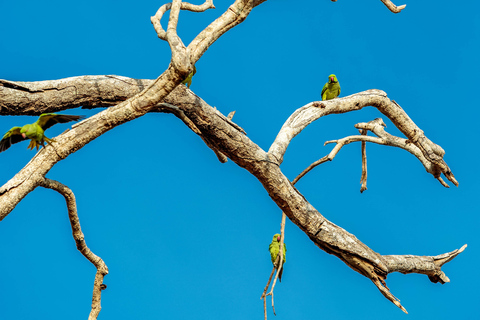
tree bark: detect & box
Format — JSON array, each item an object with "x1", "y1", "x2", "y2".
[
  {"x1": 0, "y1": 0, "x2": 465, "y2": 315},
  {"x1": 0, "y1": 75, "x2": 464, "y2": 313}
]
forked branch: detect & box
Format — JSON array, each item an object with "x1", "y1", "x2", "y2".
[
  {"x1": 293, "y1": 117, "x2": 451, "y2": 189},
  {"x1": 151, "y1": 0, "x2": 215, "y2": 40},
  {"x1": 38, "y1": 178, "x2": 108, "y2": 320},
  {"x1": 269, "y1": 91, "x2": 457, "y2": 187},
  {"x1": 0, "y1": 77, "x2": 465, "y2": 314}
]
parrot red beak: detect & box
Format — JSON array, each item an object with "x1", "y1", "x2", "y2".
[
  {"x1": 277, "y1": 235, "x2": 281, "y2": 241},
  {"x1": 21, "y1": 133, "x2": 26, "y2": 139},
  {"x1": 330, "y1": 77, "x2": 334, "y2": 82}
]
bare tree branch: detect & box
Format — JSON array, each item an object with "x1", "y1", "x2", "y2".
[
  {"x1": 360, "y1": 129, "x2": 368, "y2": 192},
  {"x1": 1, "y1": 0, "x2": 464, "y2": 316},
  {"x1": 268, "y1": 91, "x2": 457, "y2": 187},
  {"x1": 0, "y1": 76, "x2": 152, "y2": 115},
  {"x1": 268, "y1": 214, "x2": 286, "y2": 311},
  {"x1": 383, "y1": 244, "x2": 467, "y2": 284},
  {"x1": 0, "y1": 0, "x2": 263, "y2": 218},
  {"x1": 379, "y1": 0, "x2": 406, "y2": 13},
  {"x1": 260, "y1": 266, "x2": 276, "y2": 320},
  {"x1": 0, "y1": 75, "x2": 465, "y2": 313},
  {"x1": 151, "y1": 0, "x2": 215, "y2": 40},
  {"x1": 261, "y1": 213, "x2": 286, "y2": 319},
  {"x1": 38, "y1": 178, "x2": 108, "y2": 320},
  {"x1": 293, "y1": 117, "x2": 450, "y2": 189}
]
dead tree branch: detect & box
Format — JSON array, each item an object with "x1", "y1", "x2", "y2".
[
  {"x1": 294, "y1": 117, "x2": 451, "y2": 189},
  {"x1": 360, "y1": 128, "x2": 368, "y2": 193},
  {"x1": 151, "y1": 1, "x2": 215, "y2": 40},
  {"x1": 0, "y1": 0, "x2": 263, "y2": 218},
  {"x1": 379, "y1": 0, "x2": 406, "y2": 13},
  {"x1": 0, "y1": 77, "x2": 465, "y2": 313},
  {"x1": 1, "y1": 0, "x2": 462, "y2": 316},
  {"x1": 269, "y1": 91, "x2": 457, "y2": 187},
  {"x1": 38, "y1": 178, "x2": 108, "y2": 320},
  {"x1": 261, "y1": 213, "x2": 287, "y2": 319}
]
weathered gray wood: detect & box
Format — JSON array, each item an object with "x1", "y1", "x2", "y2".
[{"x1": 0, "y1": 0, "x2": 465, "y2": 316}]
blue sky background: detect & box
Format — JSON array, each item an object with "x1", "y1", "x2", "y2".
[{"x1": 0, "y1": 0, "x2": 479, "y2": 319}]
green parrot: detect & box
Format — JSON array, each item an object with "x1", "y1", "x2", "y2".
[
  {"x1": 269, "y1": 233, "x2": 287, "y2": 282},
  {"x1": 0, "y1": 113, "x2": 85, "y2": 153},
  {"x1": 321, "y1": 74, "x2": 341, "y2": 101},
  {"x1": 181, "y1": 65, "x2": 196, "y2": 88}
]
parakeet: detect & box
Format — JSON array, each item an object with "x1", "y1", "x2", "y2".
[
  {"x1": 181, "y1": 65, "x2": 196, "y2": 88},
  {"x1": 269, "y1": 233, "x2": 287, "y2": 282},
  {"x1": 0, "y1": 113, "x2": 85, "y2": 153},
  {"x1": 321, "y1": 74, "x2": 341, "y2": 101}
]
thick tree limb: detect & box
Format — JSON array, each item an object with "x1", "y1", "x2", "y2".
[
  {"x1": 38, "y1": 178, "x2": 108, "y2": 320},
  {"x1": 0, "y1": 76, "x2": 153, "y2": 115},
  {"x1": 162, "y1": 89, "x2": 465, "y2": 313}
]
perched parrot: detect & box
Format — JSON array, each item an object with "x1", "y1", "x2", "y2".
[
  {"x1": 269, "y1": 233, "x2": 287, "y2": 282},
  {"x1": 0, "y1": 113, "x2": 85, "y2": 153},
  {"x1": 181, "y1": 66, "x2": 196, "y2": 88},
  {"x1": 321, "y1": 74, "x2": 341, "y2": 101}
]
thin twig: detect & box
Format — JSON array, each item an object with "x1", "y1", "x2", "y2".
[
  {"x1": 293, "y1": 118, "x2": 451, "y2": 188},
  {"x1": 291, "y1": 156, "x2": 330, "y2": 185},
  {"x1": 360, "y1": 129, "x2": 368, "y2": 193},
  {"x1": 39, "y1": 178, "x2": 108, "y2": 320},
  {"x1": 260, "y1": 266, "x2": 276, "y2": 320},
  {"x1": 263, "y1": 212, "x2": 287, "y2": 317}
]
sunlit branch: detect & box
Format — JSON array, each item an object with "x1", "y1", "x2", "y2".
[
  {"x1": 360, "y1": 129, "x2": 368, "y2": 193},
  {"x1": 159, "y1": 102, "x2": 228, "y2": 163},
  {"x1": 261, "y1": 212, "x2": 286, "y2": 319},
  {"x1": 379, "y1": 0, "x2": 406, "y2": 13},
  {"x1": 292, "y1": 117, "x2": 450, "y2": 189},
  {"x1": 269, "y1": 92, "x2": 457, "y2": 187},
  {"x1": 39, "y1": 178, "x2": 108, "y2": 320},
  {"x1": 151, "y1": 0, "x2": 215, "y2": 40}
]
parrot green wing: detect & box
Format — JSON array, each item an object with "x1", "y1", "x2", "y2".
[
  {"x1": 321, "y1": 82, "x2": 328, "y2": 98},
  {"x1": 36, "y1": 113, "x2": 85, "y2": 130},
  {"x1": 0, "y1": 127, "x2": 25, "y2": 153},
  {"x1": 181, "y1": 66, "x2": 197, "y2": 88}
]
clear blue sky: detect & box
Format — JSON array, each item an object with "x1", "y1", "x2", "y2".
[{"x1": 1, "y1": 1, "x2": 479, "y2": 319}]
